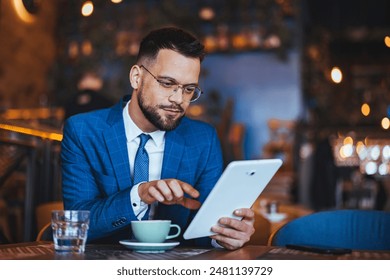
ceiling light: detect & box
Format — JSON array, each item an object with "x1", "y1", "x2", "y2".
[
  {"x1": 331, "y1": 67, "x2": 342, "y2": 83},
  {"x1": 82, "y1": 1, "x2": 94, "y2": 17},
  {"x1": 199, "y1": 7, "x2": 215, "y2": 21}
]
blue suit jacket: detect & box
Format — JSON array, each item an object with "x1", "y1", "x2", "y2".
[{"x1": 61, "y1": 95, "x2": 223, "y2": 246}]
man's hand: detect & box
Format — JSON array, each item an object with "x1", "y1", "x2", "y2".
[
  {"x1": 210, "y1": 208, "x2": 255, "y2": 250},
  {"x1": 138, "y1": 179, "x2": 201, "y2": 210}
]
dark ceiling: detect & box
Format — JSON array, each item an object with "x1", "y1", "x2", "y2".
[
  {"x1": 299, "y1": 0, "x2": 390, "y2": 131},
  {"x1": 303, "y1": 0, "x2": 390, "y2": 29},
  {"x1": 302, "y1": 0, "x2": 390, "y2": 60}
]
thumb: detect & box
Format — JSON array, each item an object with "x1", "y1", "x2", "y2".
[{"x1": 179, "y1": 198, "x2": 201, "y2": 210}]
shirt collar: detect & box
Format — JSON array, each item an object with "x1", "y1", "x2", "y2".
[{"x1": 123, "y1": 100, "x2": 165, "y2": 147}]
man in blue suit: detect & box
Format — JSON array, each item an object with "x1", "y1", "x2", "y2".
[{"x1": 61, "y1": 27, "x2": 255, "y2": 250}]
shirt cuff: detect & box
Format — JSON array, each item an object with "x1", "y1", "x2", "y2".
[{"x1": 130, "y1": 182, "x2": 148, "y2": 220}]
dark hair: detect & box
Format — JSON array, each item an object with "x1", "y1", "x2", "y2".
[{"x1": 136, "y1": 27, "x2": 205, "y2": 64}]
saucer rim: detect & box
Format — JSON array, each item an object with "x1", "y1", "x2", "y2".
[{"x1": 119, "y1": 239, "x2": 180, "y2": 247}]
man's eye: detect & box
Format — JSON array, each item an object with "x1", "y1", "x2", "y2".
[
  {"x1": 184, "y1": 87, "x2": 195, "y2": 94},
  {"x1": 158, "y1": 80, "x2": 175, "y2": 88}
]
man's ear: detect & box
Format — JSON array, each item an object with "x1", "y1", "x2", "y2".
[{"x1": 129, "y1": 65, "x2": 142, "y2": 89}]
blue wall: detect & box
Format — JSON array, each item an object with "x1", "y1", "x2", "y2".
[{"x1": 200, "y1": 50, "x2": 303, "y2": 159}]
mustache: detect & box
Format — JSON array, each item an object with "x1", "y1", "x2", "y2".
[{"x1": 158, "y1": 104, "x2": 184, "y2": 113}]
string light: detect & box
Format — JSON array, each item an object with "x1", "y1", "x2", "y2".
[
  {"x1": 361, "y1": 103, "x2": 370, "y2": 116},
  {"x1": 331, "y1": 67, "x2": 342, "y2": 83},
  {"x1": 81, "y1": 1, "x2": 94, "y2": 17},
  {"x1": 385, "y1": 36, "x2": 390, "y2": 48},
  {"x1": 381, "y1": 117, "x2": 390, "y2": 130},
  {"x1": 199, "y1": 7, "x2": 215, "y2": 20}
]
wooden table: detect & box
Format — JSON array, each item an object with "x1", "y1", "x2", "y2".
[{"x1": 0, "y1": 241, "x2": 389, "y2": 260}]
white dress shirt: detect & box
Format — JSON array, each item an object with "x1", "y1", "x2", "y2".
[
  {"x1": 123, "y1": 101, "x2": 221, "y2": 248},
  {"x1": 123, "y1": 101, "x2": 165, "y2": 219}
]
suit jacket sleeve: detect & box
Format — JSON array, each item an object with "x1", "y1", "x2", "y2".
[{"x1": 61, "y1": 112, "x2": 137, "y2": 241}]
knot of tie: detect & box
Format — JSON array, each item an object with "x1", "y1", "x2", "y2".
[{"x1": 138, "y1": 133, "x2": 150, "y2": 152}]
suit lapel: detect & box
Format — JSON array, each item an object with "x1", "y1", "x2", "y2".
[
  {"x1": 161, "y1": 130, "x2": 185, "y2": 179},
  {"x1": 157, "y1": 129, "x2": 186, "y2": 224},
  {"x1": 103, "y1": 97, "x2": 132, "y2": 190}
]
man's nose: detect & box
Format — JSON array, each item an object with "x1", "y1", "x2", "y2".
[{"x1": 168, "y1": 86, "x2": 184, "y2": 104}]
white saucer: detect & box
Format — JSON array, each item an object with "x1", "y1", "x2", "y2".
[{"x1": 119, "y1": 240, "x2": 180, "y2": 253}]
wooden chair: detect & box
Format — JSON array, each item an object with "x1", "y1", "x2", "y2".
[
  {"x1": 36, "y1": 222, "x2": 52, "y2": 241},
  {"x1": 248, "y1": 214, "x2": 272, "y2": 245},
  {"x1": 35, "y1": 201, "x2": 63, "y2": 241},
  {"x1": 0, "y1": 199, "x2": 11, "y2": 243},
  {"x1": 249, "y1": 198, "x2": 313, "y2": 245}
]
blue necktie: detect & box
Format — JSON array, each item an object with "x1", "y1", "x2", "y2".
[{"x1": 133, "y1": 134, "x2": 151, "y2": 185}]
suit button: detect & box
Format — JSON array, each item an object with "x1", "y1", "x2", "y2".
[{"x1": 112, "y1": 217, "x2": 127, "y2": 227}]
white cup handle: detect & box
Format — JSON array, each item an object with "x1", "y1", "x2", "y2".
[{"x1": 166, "y1": 224, "x2": 181, "y2": 240}]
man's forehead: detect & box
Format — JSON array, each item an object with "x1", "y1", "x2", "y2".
[
  {"x1": 156, "y1": 49, "x2": 199, "y2": 65},
  {"x1": 153, "y1": 49, "x2": 201, "y2": 81}
]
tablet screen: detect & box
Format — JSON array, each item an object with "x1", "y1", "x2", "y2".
[{"x1": 183, "y1": 159, "x2": 282, "y2": 240}]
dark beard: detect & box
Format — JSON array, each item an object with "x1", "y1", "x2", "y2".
[{"x1": 137, "y1": 89, "x2": 184, "y2": 131}]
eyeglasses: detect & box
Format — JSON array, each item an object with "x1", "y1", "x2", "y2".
[{"x1": 140, "y1": 65, "x2": 203, "y2": 102}]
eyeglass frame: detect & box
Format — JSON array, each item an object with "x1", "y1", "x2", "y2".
[{"x1": 139, "y1": 65, "x2": 203, "y2": 102}]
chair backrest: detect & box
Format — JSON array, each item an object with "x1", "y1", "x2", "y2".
[
  {"x1": 36, "y1": 222, "x2": 53, "y2": 241},
  {"x1": 35, "y1": 201, "x2": 63, "y2": 240},
  {"x1": 269, "y1": 209, "x2": 390, "y2": 250}
]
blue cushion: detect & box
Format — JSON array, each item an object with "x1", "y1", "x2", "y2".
[{"x1": 271, "y1": 210, "x2": 390, "y2": 250}]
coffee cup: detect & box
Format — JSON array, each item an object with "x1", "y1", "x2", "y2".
[{"x1": 131, "y1": 220, "x2": 181, "y2": 243}]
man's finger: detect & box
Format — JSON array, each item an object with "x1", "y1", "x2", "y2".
[
  {"x1": 180, "y1": 182, "x2": 200, "y2": 198},
  {"x1": 179, "y1": 197, "x2": 201, "y2": 210},
  {"x1": 148, "y1": 186, "x2": 165, "y2": 202},
  {"x1": 155, "y1": 180, "x2": 174, "y2": 201},
  {"x1": 167, "y1": 180, "x2": 184, "y2": 200},
  {"x1": 233, "y1": 208, "x2": 255, "y2": 219}
]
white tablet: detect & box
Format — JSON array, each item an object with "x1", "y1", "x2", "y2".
[{"x1": 183, "y1": 159, "x2": 282, "y2": 240}]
